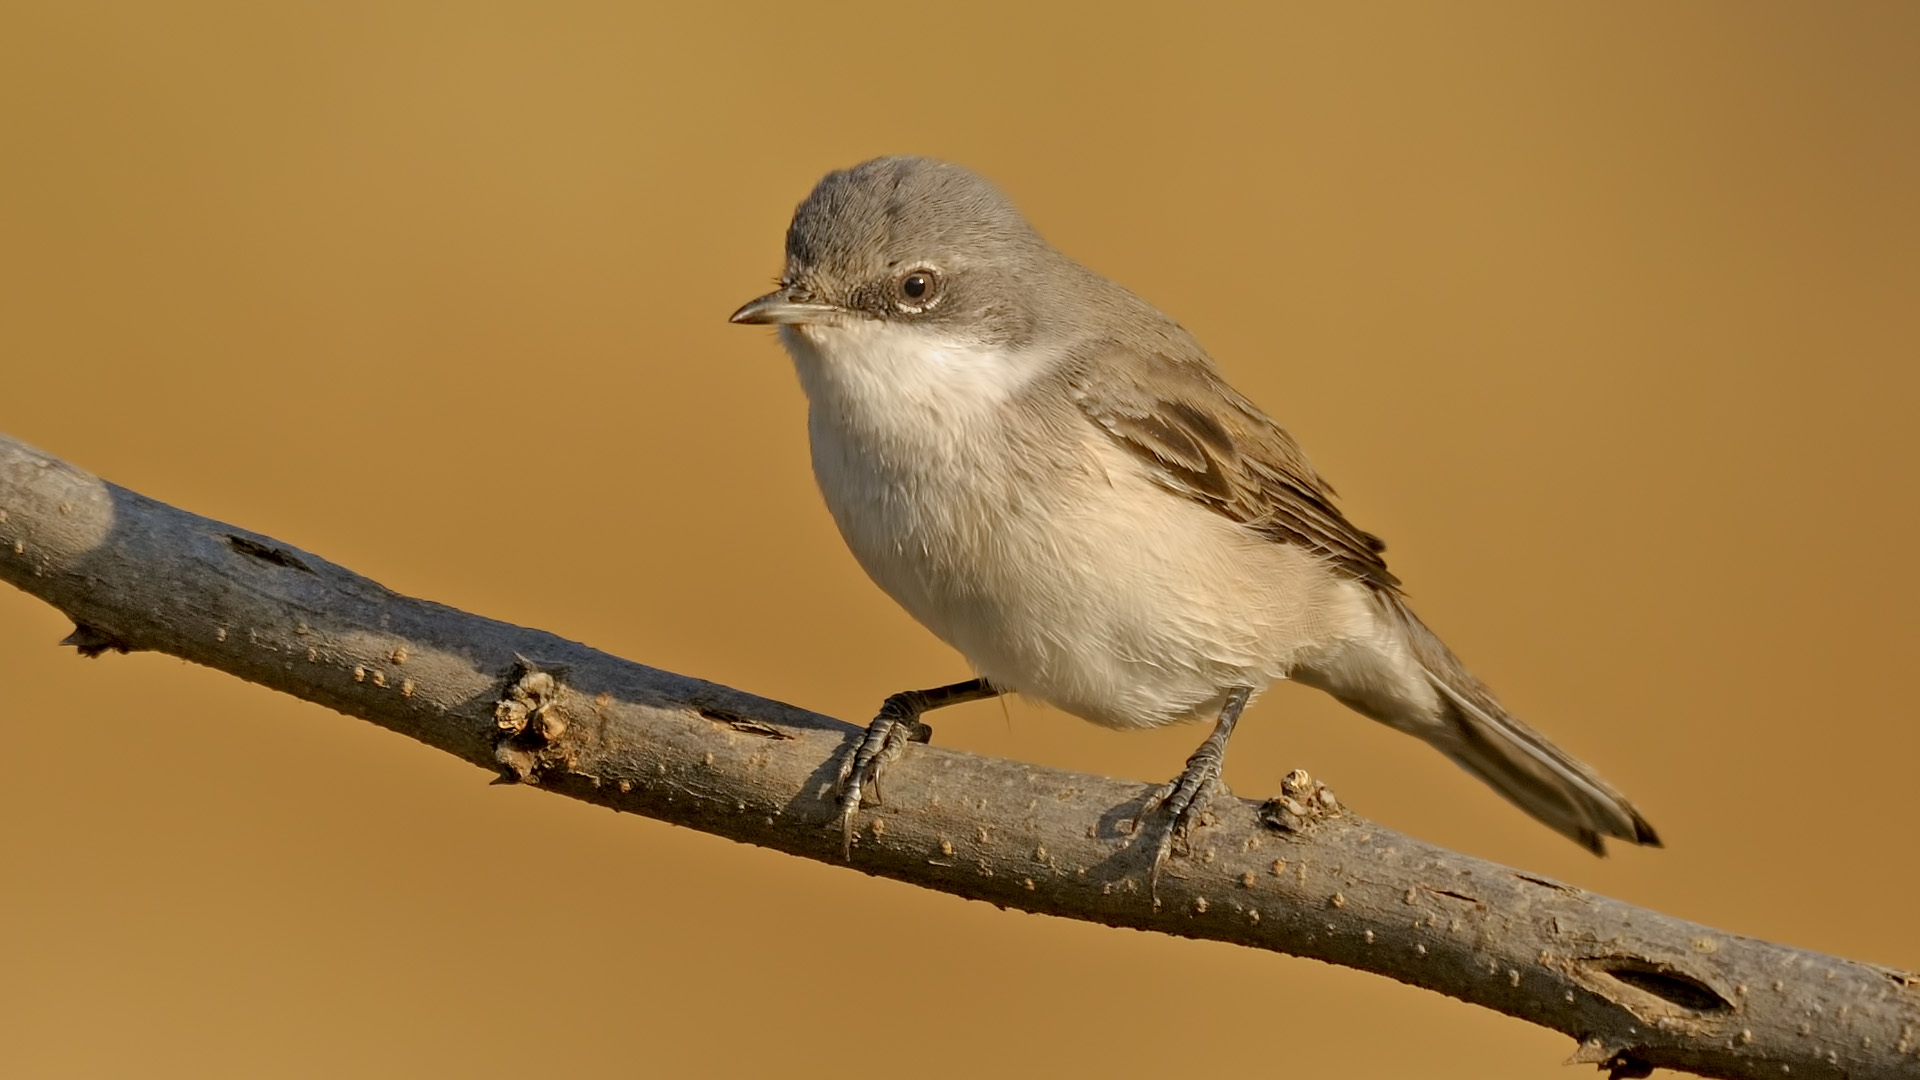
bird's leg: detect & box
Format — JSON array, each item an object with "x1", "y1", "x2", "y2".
[
  {"x1": 835, "y1": 678, "x2": 1000, "y2": 858},
  {"x1": 1143, "y1": 686, "x2": 1252, "y2": 895}
]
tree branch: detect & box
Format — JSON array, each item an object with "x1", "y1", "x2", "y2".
[{"x1": 2, "y1": 429, "x2": 1914, "y2": 1080}]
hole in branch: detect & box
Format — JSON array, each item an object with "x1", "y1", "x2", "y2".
[
  {"x1": 225, "y1": 534, "x2": 314, "y2": 573},
  {"x1": 1593, "y1": 959, "x2": 1732, "y2": 1012}
]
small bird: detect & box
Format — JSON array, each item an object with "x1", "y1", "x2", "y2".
[{"x1": 731, "y1": 155, "x2": 1659, "y2": 873}]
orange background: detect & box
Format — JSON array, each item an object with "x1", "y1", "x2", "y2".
[{"x1": 3, "y1": 4, "x2": 1916, "y2": 1077}]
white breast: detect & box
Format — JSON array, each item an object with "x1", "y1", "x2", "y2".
[{"x1": 779, "y1": 320, "x2": 1376, "y2": 729}]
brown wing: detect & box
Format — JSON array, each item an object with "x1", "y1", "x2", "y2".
[{"x1": 1069, "y1": 352, "x2": 1400, "y2": 592}]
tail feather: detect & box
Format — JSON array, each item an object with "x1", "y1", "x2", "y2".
[{"x1": 1384, "y1": 597, "x2": 1661, "y2": 854}]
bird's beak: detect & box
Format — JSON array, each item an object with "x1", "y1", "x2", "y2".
[{"x1": 728, "y1": 288, "x2": 843, "y2": 326}]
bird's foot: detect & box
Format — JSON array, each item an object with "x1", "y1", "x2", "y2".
[
  {"x1": 1140, "y1": 739, "x2": 1230, "y2": 898},
  {"x1": 1259, "y1": 768, "x2": 1342, "y2": 833},
  {"x1": 832, "y1": 696, "x2": 933, "y2": 859}
]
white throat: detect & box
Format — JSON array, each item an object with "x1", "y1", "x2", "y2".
[{"x1": 779, "y1": 320, "x2": 1044, "y2": 426}]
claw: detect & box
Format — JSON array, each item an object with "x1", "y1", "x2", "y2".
[
  {"x1": 833, "y1": 712, "x2": 929, "y2": 858},
  {"x1": 831, "y1": 680, "x2": 997, "y2": 860},
  {"x1": 823, "y1": 678, "x2": 1014, "y2": 860},
  {"x1": 1144, "y1": 752, "x2": 1226, "y2": 898},
  {"x1": 1139, "y1": 686, "x2": 1252, "y2": 899}
]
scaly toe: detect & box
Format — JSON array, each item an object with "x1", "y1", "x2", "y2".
[
  {"x1": 832, "y1": 714, "x2": 933, "y2": 859},
  {"x1": 1145, "y1": 764, "x2": 1226, "y2": 897}
]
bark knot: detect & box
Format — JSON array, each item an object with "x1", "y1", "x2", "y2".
[{"x1": 492, "y1": 658, "x2": 571, "y2": 782}]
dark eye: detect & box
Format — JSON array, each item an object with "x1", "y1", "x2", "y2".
[{"x1": 895, "y1": 267, "x2": 940, "y2": 309}]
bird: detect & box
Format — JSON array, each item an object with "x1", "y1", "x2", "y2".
[{"x1": 729, "y1": 155, "x2": 1660, "y2": 876}]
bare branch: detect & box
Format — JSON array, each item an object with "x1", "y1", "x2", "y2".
[{"x1": 2, "y1": 430, "x2": 1915, "y2": 1080}]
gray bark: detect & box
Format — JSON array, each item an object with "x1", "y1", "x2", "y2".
[{"x1": 2, "y1": 429, "x2": 1915, "y2": 1080}]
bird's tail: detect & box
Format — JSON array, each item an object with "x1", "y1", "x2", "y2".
[{"x1": 1380, "y1": 597, "x2": 1661, "y2": 854}]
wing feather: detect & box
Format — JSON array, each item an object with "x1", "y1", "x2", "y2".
[{"x1": 1069, "y1": 349, "x2": 1400, "y2": 591}]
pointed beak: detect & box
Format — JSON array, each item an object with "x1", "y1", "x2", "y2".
[{"x1": 728, "y1": 288, "x2": 844, "y2": 326}]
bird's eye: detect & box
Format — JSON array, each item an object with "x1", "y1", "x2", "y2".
[{"x1": 894, "y1": 267, "x2": 941, "y2": 310}]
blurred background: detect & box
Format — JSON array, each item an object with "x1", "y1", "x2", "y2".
[{"x1": 2, "y1": 3, "x2": 1916, "y2": 1076}]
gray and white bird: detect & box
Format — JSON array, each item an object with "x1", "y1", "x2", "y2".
[{"x1": 731, "y1": 155, "x2": 1659, "y2": 870}]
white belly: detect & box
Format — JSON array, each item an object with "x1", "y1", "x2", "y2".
[{"x1": 782, "y1": 321, "x2": 1376, "y2": 729}]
